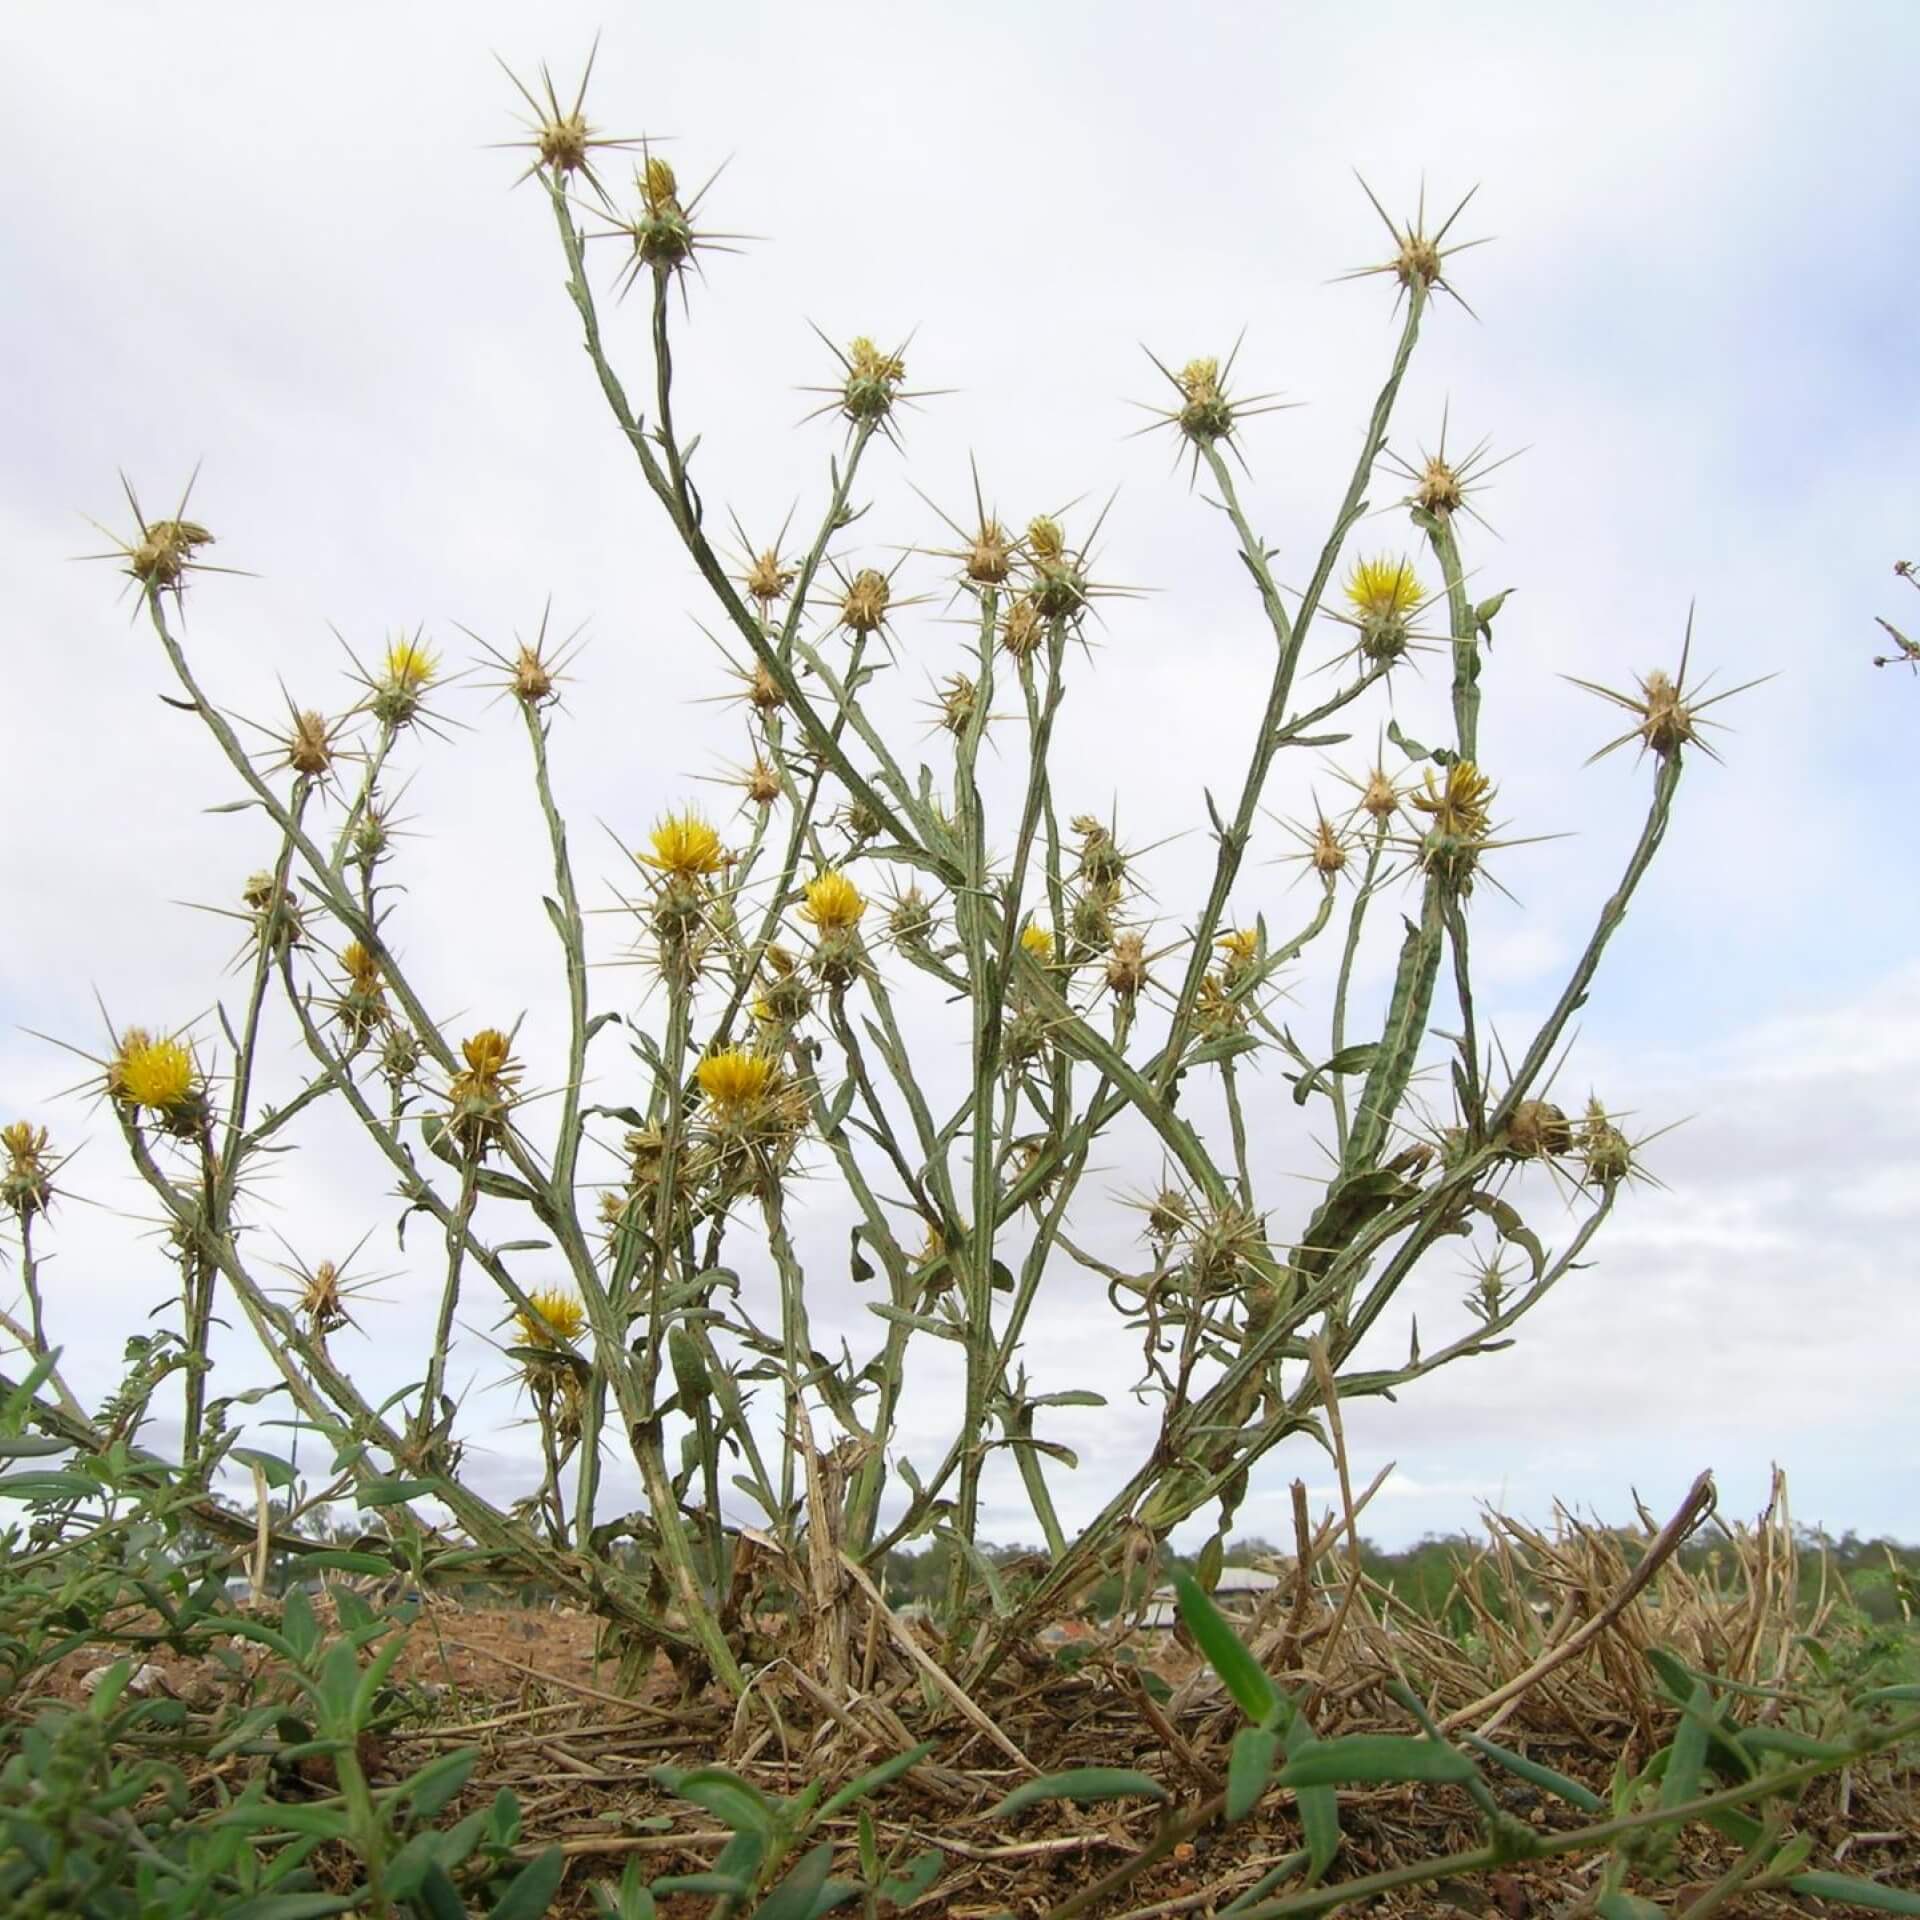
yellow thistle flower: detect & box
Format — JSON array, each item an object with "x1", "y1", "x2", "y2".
[
  {"x1": 641, "y1": 154, "x2": 678, "y2": 212},
  {"x1": 1344, "y1": 555, "x2": 1425, "y2": 623},
  {"x1": 2, "y1": 1122, "x2": 47, "y2": 1175},
  {"x1": 848, "y1": 336, "x2": 906, "y2": 385},
  {"x1": 1019, "y1": 921, "x2": 1055, "y2": 962},
  {"x1": 383, "y1": 636, "x2": 438, "y2": 692},
  {"x1": 342, "y1": 941, "x2": 383, "y2": 996},
  {"x1": 802, "y1": 869, "x2": 866, "y2": 933},
  {"x1": 112, "y1": 1031, "x2": 200, "y2": 1117},
  {"x1": 1216, "y1": 928, "x2": 1259, "y2": 965},
  {"x1": 1026, "y1": 516, "x2": 1065, "y2": 561},
  {"x1": 644, "y1": 810, "x2": 726, "y2": 878},
  {"x1": 1411, "y1": 761, "x2": 1495, "y2": 842},
  {"x1": 2, "y1": 1121, "x2": 53, "y2": 1219},
  {"x1": 448, "y1": 1028, "x2": 522, "y2": 1151},
  {"x1": 697, "y1": 1046, "x2": 775, "y2": 1116},
  {"x1": 514, "y1": 1287, "x2": 587, "y2": 1351},
  {"x1": 457, "y1": 1028, "x2": 517, "y2": 1093}
]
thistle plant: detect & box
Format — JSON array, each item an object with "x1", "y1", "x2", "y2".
[{"x1": 12, "y1": 54, "x2": 1759, "y2": 1709}]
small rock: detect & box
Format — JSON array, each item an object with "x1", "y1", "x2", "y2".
[{"x1": 82, "y1": 1662, "x2": 171, "y2": 1698}]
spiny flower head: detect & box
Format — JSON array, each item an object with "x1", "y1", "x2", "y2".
[
  {"x1": 1307, "y1": 813, "x2": 1349, "y2": 876},
  {"x1": 644, "y1": 810, "x2": 727, "y2": 878},
  {"x1": 1359, "y1": 765, "x2": 1402, "y2": 822},
  {"x1": 1568, "y1": 620, "x2": 1766, "y2": 768},
  {"x1": 963, "y1": 518, "x2": 1015, "y2": 585},
  {"x1": 297, "y1": 1259, "x2": 351, "y2": 1337},
  {"x1": 514, "y1": 1287, "x2": 587, "y2": 1352},
  {"x1": 739, "y1": 757, "x2": 783, "y2": 808},
  {"x1": 1024, "y1": 516, "x2": 1090, "y2": 621},
  {"x1": 800, "y1": 869, "x2": 865, "y2": 932},
  {"x1": 370, "y1": 631, "x2": 440, "y2": 727},
  {"x1": 936, "y1": 672, "x2": 978, "y2": 738},
  {"x1": 130, "y1": 518, "x2": 214, "y2": 590},
  {"x1": 1635, "y1": 671, "x2": 1693, "y2": 757},
  {"x1": 447, "y1": 1027, "x2": 521, "y2": 1153},
  {"x1": 243, "y1": 870, "x2": 305, "y2": 954},
  {"x1": 1069, "y1": 888, "x2": 1115, "y2": 956},
  {"x1": 510, "y1": 644, "x2": 556, "y2": 706},
  {"x1": 628, "y1": 151, "x2": 693, "y2": 269},
  {"x1": 496, "y1": 46, "x2": 636, "y2": 203},
  {"x1": 1174, "y1": 357, "x2": 1234, "y2": 442},
  {"x1": 1106, "y1": 930, "x2": 1149, "y2": 999},
  {"x1": 1341, "y1": 180, "x2": 1487, "y2": 314},
  {"x1": 1504, "y1": 1098, "x2": 1573, "y2": 1161},
  {"x1": 1144, "y1": 1184, "x2": 1194, "y2": 1244},
  {"x1": 111, "y1": 1030, "x2": 202, "y2": 1123},
  {"x1": 697, "y1": 1046, "x2": 776, "y2": 1117},
  {"x1": 1415, "y1": 453, "x2": 1464, "y2": 516},
  {"x1": 285, "y1": 709, "x2": 339, "y2": 778},
  {"x1": 1074, "y1": 816, "x2": 1128, "y2": 893},
  {"x1": 2, "y1": 1122, "x2": 54, "y2": 1219},
  {"x1": 1411, "y1": 760, "x2": 1496, "y2": 886},
  {"x1": 843, "y1": 336, "x2": 906, "y2": 421},
  {"x1": 337, "y1": 940, "x2": 386, "y2": 1036},
  {"x1": 1000, "y1": 593, "x2": 1045, "y2": 659},
  {"x1": 756, "y1": 943, "x2": 813, "y2": 1025},
  {"x1": 839, "y1": 568, "x2": 891, "y2": 636},
  {"x1": 1578, "y1": 1097, "x2": 1635, "y2": 1188},
  {"x1": 744, "y1": 547, "x2": 795, "y2": 605},
  {"x1": 887, "y1": 885, "x2": 937, "y2": 945}
]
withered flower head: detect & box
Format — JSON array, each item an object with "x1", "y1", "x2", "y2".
[{"x1": 839, "y1": 568, "x2": 891, "y2": 636}]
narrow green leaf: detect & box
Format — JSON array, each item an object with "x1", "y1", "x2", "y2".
[
  {"x1": 402, "y1": 1748, "x2": 476, "y2": 1820},
  {"x1": 1284, "y1": 1720, "x2": 1340, "y2": 1880},
  {"x1": 231, "y1": 1448, "x2": 297, "y2": 1492},
  {"x1": 358, "y1": 1477, "x2": 438, "y2": 1507},
  {"x1": 296, "y1": 1550, "x2": 397, "y2": 1578},
  {"x1": 1595, "y1": 1895, "x2": 1667, "y2": 1920},
  {"x1": 1737, "y1": 1727, "x2": 1853, "y2": 1762},
  {"x1": 416, "y1": 1863, "x2": 468, "y2": 1920},
  {"x1": 0, "y1": 1434, "x2": 72, "y2": 1458},
  {"x1": 490, "y1": 1846, "x2": 566, "y2": 1920},
  {"x1": 757, "y1": 1842, "x2": 835, "y2": 1920},
  {"x1": 1276, "y1": 1735, "x2": 1476, "y2": 1788},
  {"x1": 1460, "y1": 1733, "x2": 1605, "y2": 1813},
  {"x1": 0, "y1": 1469, "x2": 99, "y2": 1500},
  {"x1": 1657, "y1": 1681, "x2": 1713, "y2": 1815},
  {"x1": 989, "y1": 1769, "x2": 1168, "y2": 1817},
  {"x1": 1172, "y1": 1569, "x2": 1276, "y2": 1724},
  {"x1": 654, "y1": 1765, "x2": 776, "y2": 1837},
  {"x1": 818, "y1": 1740, "x2": 936, "y2": 1819},
  {"x1": 223, "y1": 1897, "x2": 359, "y2": 1920},
  {"x1": 877, "y1": 1850, "x2": 943, "y2": 1909},
  {"x1": 1226, "y1": 1727, "x2": 1279, "y2": 1822},
  {"x1": 1784, "y1": 1875, "x2": 1920, "y2": 1916}
]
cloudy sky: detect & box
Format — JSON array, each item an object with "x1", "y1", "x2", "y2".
[{"x1": 2, "y1": 1, "x2": 1915, "y2": 1554}]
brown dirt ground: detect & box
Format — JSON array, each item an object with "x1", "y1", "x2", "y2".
[{"x1": 27, "y1": 1594, "x2": 1920, "y2": 1919}]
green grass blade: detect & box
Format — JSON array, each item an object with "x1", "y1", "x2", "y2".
[{"x1": 989, "y1": 1769, "x2": 1169, "y2": 1817}]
